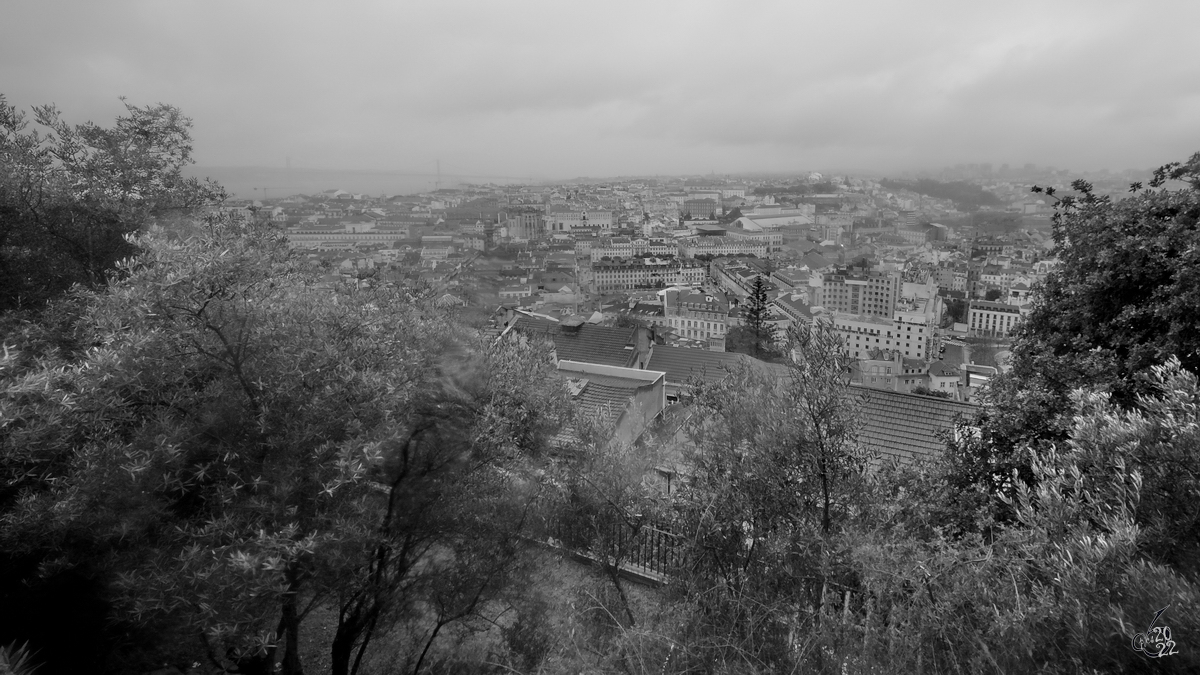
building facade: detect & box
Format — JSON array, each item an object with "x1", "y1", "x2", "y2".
[
  {"x1": 967, "y1": 300, "x2": 1022, "y2": 337},
  {"x1": 546, "y1": 208, "x2": 616, "y2": 233},
  {"x1": 816, "y1": 269, "x2": 900, "y2": 318},
  {"x1": 680, "y1": 236, "x2": 768, "y2": 259},
  {"x1": 591, "y1": 237, "x2": 679, "y2": 262},
  {"x1": 286, "y1": 221, "x2": 410, "y2": 248},
  {"x1": 590, "y1": 258, "x2": 706, "y2": 293},
  {"x1": 503, "y1": 211, "x2": 543, "y2": 240},
  {"x1": 830, "y1": 311, "x2": 929, "y2": 360},
  {"x1": 662, "y1": 289, "x2": 730, "y2": 351}
]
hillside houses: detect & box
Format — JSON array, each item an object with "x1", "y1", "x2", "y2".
[{"x1": 252, "y1": 174, "x2": 1042, "y2": 430}]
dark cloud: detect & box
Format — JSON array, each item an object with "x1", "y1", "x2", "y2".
[{"x1": 2, "y1": 0, "x2": 1197, "y2": 179}]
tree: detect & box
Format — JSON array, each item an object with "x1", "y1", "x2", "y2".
[
  {"x1": 983, "y1": 288, "x2": 1002, "y2": 301},
  {"x1": 613, "y1": 312, "x2": 649, "y2": 330},
  {"x1": 326, "y1": 330, "x2": 570, "y2": 675},
  {"x1": 878, "y1": 178, "x2": 1004, "y2": 212},
  {"x1": 0, "y1": 216, "x2": 570, "y2": 674},
  {"x1": 552, "y1": 426, "x2": 666, "y2": 631},
  {"x1": 1021, "y1": 156, "x2": 1200, "y2": 405},
  {"x1": 606, "y1": 358, "x2": 1200, "y2": 675},
  {"x1": 944, "y1": 152, "x2": 1200, "y2": 533},
  {"x1": 0, "y1": 95, "x2": 224, "y2": 312},
  {"x1": 664, "y1": 321, "x2": 868, "y2": 669},
  {"x1": 723, "y1": 325, "x2": 757, "y2": 357},
  {"x1": 941, "y1": 297, "x2": 967, "y2": 327},
  {"x1": 743, "y1": 275, "x2": 778, "y2": 358},
  {"x1": 911, "y1": 385, "x2": 951, "y2": 399}
]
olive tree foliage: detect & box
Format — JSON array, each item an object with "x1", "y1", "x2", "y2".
[
  {"x1": 823, "y1": 359, "x2": 1200, "y2": 675},
  {"x1": 586, "y1": 362, "x2": 1200, "y2": 675},
  {"x1": 657, "y1": 320, "x2": 869, "y2": 670},
  {"x1": 0, "y1": 94, "x2": 224, "y2": 311},
  {"x1": 1025, "y1": 153, "x2": 1200, "y2": 403},
  {"x1": 942, "y1": 153, "x2": 1200, "y2": 533},
  {"x1": 0, "y1": 216, "x2": 571, "y2": 674},
  {"x1": 327, "y1": 328, "x2": 572, "y2": 675}
]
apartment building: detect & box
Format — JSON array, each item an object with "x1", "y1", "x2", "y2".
[
  {"x1": 831, "y1": 312, "x2": 929, "y2": 360},
  {"x1": 682, "y1": 198, "x2": 719, "y2": 219},
  {"x1": 590, "y1": 258, "x2": 706, "y2": 293},
  {"x1": 771, "y1": 294, "x2": 816, "y2": 328},
  {"x1": 771, "y1": 267, "x2": 814, "y2": 292},
  {"x1": 680, "y1": 236, "x2": 767, "y2": 259},
  {"x1": 711, "y1": 261, "x2": 778, "y2": 298},
  {"x1": 891, "y1": 311, "x2": 933, "y2": 359},
  {"x1": 897, "y1": 227, "x2": 928, "y2": 246},
  {"x1": 591, "y1": 237, "x2": 679, "y2": 262},
  {"x1": 662, "y1": 288, "x2": 730, "y2": 351},
  {"x1": 286, "y1": 221, "x2": 410, "y2": 248},
  {"x1": 933, "y1": 263, "x2": 968, "y2": 293},
  {"x1": 967, "y1": 300, "x2": 1022, "y2": 337},
  {"x1": 815, "y1": 269, "x2": 900, "y2": 318}
]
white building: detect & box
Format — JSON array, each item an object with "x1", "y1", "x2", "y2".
[
  {"x1": 590, "y1": 258, "x2": 706, "y2": 293},
  {"x1": 967, "y1": 300, "x2": 1022, "y2": 337},
  {"x1": 830, "y1": 311, "x2": 929, "y2": 360},
  {"x1": 662, "y1": 288, "x2": 730, "y2": 351},
  {"x1": 680, "y1": 236, "x2": 768, "y2": 259}
]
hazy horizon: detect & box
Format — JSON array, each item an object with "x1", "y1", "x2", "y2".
[
  {"x1": 5, "y1": 1, "x2": 1199, "y2": 183},
  {"x1": 186, "y1": 162, "x2": 1158, "y2": 200}
]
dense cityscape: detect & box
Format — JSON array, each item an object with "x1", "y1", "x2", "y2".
[
  {"x1": 247, "y1": 170, "x2": 1068, "y2": 403},
  {"x1": 3, "y1": 2, "x2": 1199, "y2": 674}
]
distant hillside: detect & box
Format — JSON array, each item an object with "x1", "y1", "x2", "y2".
[
  {"x1": 184, "y1": 166, "x2": 465, "y2": 199},
  {"x1": 879, "y1": 178, "x2": 1003, "y2": 212},
  {"x1": 751, "y1": 182, "x2": 837, "y2": 196}
]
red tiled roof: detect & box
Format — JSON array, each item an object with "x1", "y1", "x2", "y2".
[
  {"x1": 552, "y1": 372, "x2": 659, "y2": 451},
  {"x1": 927, "y1": 361, "x2": 958, "y2": 377},
  {"x1": 799, "y1": 252, "x2": 834, "y2": 270},
  {"x1": 571, "y1": 374, "x2": 647, "y2": 425},
  {"x1": 853, "y1": 385, "x2": 976, "y2": 465},
  {"x1": 646, "y1": 346, "x2": 789, "y2": 387},
  {"x1": 646, "y1": 346, "x2": 751, "y2": 386},
  {"x1": 512, "y1": 315, "x2": 638, "y2": 368}
]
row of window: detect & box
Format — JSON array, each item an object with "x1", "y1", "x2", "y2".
[{"x1": 672, "y1": 318, "x2": 723, "y2": 332}]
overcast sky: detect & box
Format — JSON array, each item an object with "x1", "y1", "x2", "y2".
[{"x1": 3, "y1": 0, "x2": 1198, "y2": 181}]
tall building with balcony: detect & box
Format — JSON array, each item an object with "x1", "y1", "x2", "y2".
[{"x1": 815, "y1": 269, "x2": 900, "y2": 318}]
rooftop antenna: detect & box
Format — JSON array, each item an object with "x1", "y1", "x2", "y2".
[{"x1": 436, "y1": 159, "x2": 441, "y2": 192}]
